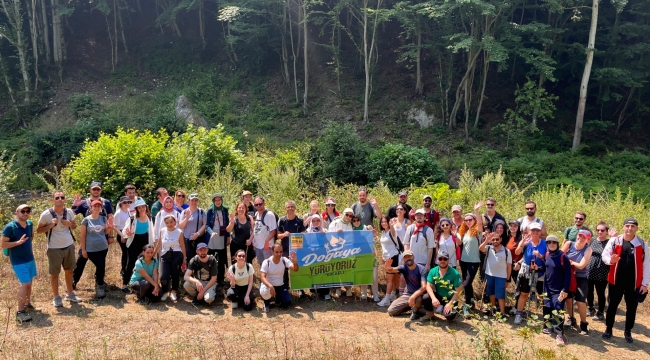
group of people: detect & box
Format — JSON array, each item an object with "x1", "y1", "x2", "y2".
[{"x1": 2, "y1": 183, "x2": 648, "y2": 348}]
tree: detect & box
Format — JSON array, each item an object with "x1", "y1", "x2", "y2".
[{"x1": 0, "y1": 0, "x2": 31, "y2": 103}]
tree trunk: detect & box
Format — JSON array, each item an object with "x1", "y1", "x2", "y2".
[
  {"x1": 615, "y1": 87, "x2": 635, "y2": 135},
  {"x1": 302, "y1": 0, "x2": 308, "y2": 115},
  {"x1": 572, "y1": 0, "x2": 598, "y2": 151},
  {"x1": 117, "y1": 1, "x2": 128, "y2": 54},
  {"x1": 449, "y1": 49, "x2": 480, "y2": 131},
  {"x1": 281, "y1": 4, "x2": 290, "y2": 85},
  {"x1": 0, "y1": 49, "x2": 22, "y2": 124},
  {"x1": 362, "y1": 0, "x2": 383, "y2": 123},
  {"x1": 288, "y1": 0, "x2": 298, "y2": 102},
  {"x1": 40, "y1": 0, "x2": 51, "y2": 64},
  {"x1": 415, "y1": 29, "x2": 422, "y2": 95},
  {"x1": 473, "y1": 51, "x2": 490, "y2": 129},
  {"x1": 28, "y1": 0, "x2": 40, "y2": 91},
  {"x1": 198, "y1": 0, "x2": 205, "y2": 49},
  {"x1": 113, "y1": 0, "x2": 118, "y2": 66},
  {"x1": 51, "y1": 0, "x2": 64, "y2": 81},
  {"x1": 104, "y1": 11, "x2": 115, "y2": 72}
]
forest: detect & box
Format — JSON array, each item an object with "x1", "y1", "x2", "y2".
[{"x1": 0, "y1": 0, "x2": 649, "y2": 200}]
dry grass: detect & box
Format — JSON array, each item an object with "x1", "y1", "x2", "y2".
[{"x1": 1, "y1": 235, "x2": 649, "y2": 359}]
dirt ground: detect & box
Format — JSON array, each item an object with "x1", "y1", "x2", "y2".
[{"x1": 1, "y1": 240, "x2": 649, "y2": 360}]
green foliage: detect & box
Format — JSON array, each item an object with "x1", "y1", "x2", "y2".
[
  {"x1": 311, "y1": 122, "x2": 369, "y2": 185},
  {"x1": 68, "y1": 93, "x2": 99, "y2": 118},
  {"x1": 367, "y1": 143, "x2": 445, "y2": 191},
  {"x1": 0, "y1": 150, "x2": 17, "y2": 224}
]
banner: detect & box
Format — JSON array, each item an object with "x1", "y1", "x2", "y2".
[{"x1": 289, "y1": 230, "x2": 375, "y2": 290}]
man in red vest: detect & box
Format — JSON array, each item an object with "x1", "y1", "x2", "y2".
[{"x1": 601, "y1": 217, "x2": 649, "y2": 343}]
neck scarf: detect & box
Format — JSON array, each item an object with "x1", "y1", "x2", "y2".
[{"x1": 413, "y1": 221, "x2": 426, "y2": 235}]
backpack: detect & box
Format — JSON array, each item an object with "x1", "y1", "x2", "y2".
[
  {"x1": 263, "y1": 257, "x2": 291, "y2": 271},
  {"x1": 388, "y1": 231, "x2": 405, "y2": 254},
  {"x1": 85, "y1": 197, "x2": 108, "y2": 217},
  {"x1": 546, "y1": 252, "x2": 577, "y2": 292},
  {"x1": 3, "y1": 220, "x2": 33, "y2": 256},
  {"x1": 229, "y1": 263, "x2": 253, "y2": 278},
  {"x1": 257, "y1": 209, "x2": 279, "y2": 239},
  {"x1": 47, "y1": 207, "x2": 76, "y2": 243},
  {"x1": 405, "y1": 225, "x2": 431, "y2": 246},
  {"x1": 483, "y1": 245, "x2": 510, "y2": 271}
]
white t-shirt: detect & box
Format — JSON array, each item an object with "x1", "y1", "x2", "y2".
[
  {"x1": 208, "y1": 210, "x2": 225, "y2": 250},
  {"x1": 519, "y1": 216, "x2": 544, "y2": 233},
  {"x1": 253, "y1": 210, "x2": 277, "y2": 249},
  {"x1": 261, "y1": 257, "x2": 293, "y2": 286},
  {"x1": 229, "y1": 263, "x2": 254, "y2": 287},
  {"x1": 404, "y1": 224, "x2": 435, "y2": 265},
  {"x1": 393, "y1": 219, "x2": 408, "y2": 243},
  {"x1": 154, "y1": 209, "x2": 179, "y2": 241},
  {"x1": 160, "y1": 228, "x2": 183, "y2": 255},
  {"x1": 380, "y1": 230, "x2": 399, "y2": 260},
  {"x1": 484, "y1": 245, "x2": 512, "y2": 279},
  {"x1": 113, "y1": 208, "x2": 131, "y2": 231},
  {"x1": 327, "y1": 218, "x2": 353, "y2": 232},
  {"x1": 437, "y1": 233, "x2": 459, "y2": 266},
  {"x1": 38, "y1": 208, "x2": 76, "y2": 249}
]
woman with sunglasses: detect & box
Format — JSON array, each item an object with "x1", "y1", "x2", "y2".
[
  {"x1": 154, "y1": 214, "x2": 186, "y2": 302},
  {"x1": 173, "y1": 190, "x2": 189, "y2": 213},
  {"x1": 123, "y1": 199, "x2": 155, "y2": 293},
  {"x1": 227, "y1": 202, "x2": 256, "y2": 264},
  {"x1": 586, "y1": 221, "x2": 615, "y2": 321},
  {"x1": 73, "y1": 200, "x2": 111, "y2": 299},
  {"x1": 378, "y1": 216, "x2": 401, "y2": 306},
  {"x1": 436, "y1": 218, "x2": 460, "y2": 268},
  {"x1": 541, "y1": 235, "x2": 572, "y2": 347},
  {"x1": 458, "y1": 201, "x2": 484, "y2": 315},
  {"x1": 561, "y1": 229, "x2": 593, "y2": 335},
  {"x1": 321, "y1": 198, "x2": 339, "y2": 230},
  {"x1": 226, "y1": 249, "x2": 255, "y2": 311}
]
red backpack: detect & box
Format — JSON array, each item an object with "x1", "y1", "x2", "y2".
[{"x1": 546, "y1": 252, "x2": 577, "y2": 292}]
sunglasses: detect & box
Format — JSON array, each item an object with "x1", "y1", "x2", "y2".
[
  {"x1": 396, "y1": 208, "x2": 404, "y2": 211},
  {"x1": 464, "y1": 218, "x2": 474, "y2": 222},
  {"x1": 574, "y1": 217, "x2": 585, "y2": 221},
  {"x1": 440, "y1": 224, "x2": 450, "y2": 228},
  {"x1": 19, "y1": 209, "x2": 31, "y2": 214},
  {"x1": 326, "y1": 204, "x2": 335, "y2": 207},
  {"x1": 176, "y1": 194, "x2": 185, "y2": 198},
  {"x1": 423, "y1": 199, "x2": 432, "y2": 202},
  {"x1": 91, "y1": 188, "x2": 101, "y2": 191},
  {"x1": 254, "y1": 203, "x2": 264, "y2": 207},
  {"x1": 237, "y1": 255, "x2": 245, "y2": 258},
  {"x1": 486, "y1": 203, "x2": 495, "y2": 207},
  {"x1": 54, "y1": 196, "x2": 65, "y2": 200},
  {"x1": 596, "y1": 229, "x2": 607, "y2": 232},
  {"x1": 525, "y1": 208, "x2": 535, "y2": 211},
  {"x1": 547, "y1": 241, "x2": 559, "y2": 245},
  {"x1": 124, "y1": 201, "x2": 132, "y2": 205},
  {"x1": 344, "y1": 214, "x2": 353, "y2": 218},
  {"x1": 438, "y1": 257, "x2": 449, "y2": 261}
]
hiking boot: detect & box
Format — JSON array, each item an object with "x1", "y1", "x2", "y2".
[
  {"x1": 96, "y1": 284, "x2": 106, "y2": 299},
  {"x1": 514, "y1": 314, "x2": 522, "y2": 325},
  {"x1": 16, "y1": 311, "x2": 32, "y2": 323},
  {"x1": 52, "y1": 295, "x2": 63, "y2": 308},
  {"x1": 579, "y1": 321, "x2": 589, "y2": 335},
  {"x1": 24, "y1": 303, "x2": 35, "y2": 311},
  {"x1": 556, "y1": 334, "x2": 565, "y2": 347},
  {"x1": 592, "y1": 312, "x2": 604, "y2": 321},
  {"x1": 586, "y1": 307, "x2": 595, "y2": 317},
  {"x1": 602, "y1": 328, "x2": 613, "y2": 339},
  {"x1": 624, "y1": 330, "x2": 633, "y2": 343},
  {"x1": 65, "y1": 291, "x2": 82, "y2": 303}
]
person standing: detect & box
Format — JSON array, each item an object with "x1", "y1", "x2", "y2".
[
  {"x1": 561, "y1": 229, "x2": 593, "y2": 334},
  {"x1": 36, "y1": 191, "x2": 82, "y2": 307},
  {"x1": 587, "y1": 221, "x2": 613, "y2": 320},
  {"x1": 601, "y1": 218, "x2": 649, "y2": 343},
  {"x1": 173, "y1": 190, "x2": 189, "y2": 213},
  {"x1": 277, "y1": 200, "x2": 308, "y2": 298},
  {"x1": 72, "y1": 181, "x2": 114, "y2": 240},
  {"x1": 154, "y1": 214, "x2": 186, "y2": 302},
  {"x1": 403, "y1": 209, "x2": 435, "y2": 280},
  {"x1": 479, "y1": 232, "x2": 512, "y2": 316},
  {"x1": 387, "y1": 191, "x2": 412, "y2": 220},
  {"x1": 122, "y1": 199, "x2": 155, "y2": 292},
  {"x1": 352, "y1": 187, "x2": 382, "y2": 227},
  {"x1": 73, "y1": 200, "x2": 112, "y2": 299},
  {"x1": 227, "y1": 202, "x2": 255, "y2": 264},
  {"x1": 435, "y1": 218, "x2": 460, "y2": 268},
  {"x1": 241, "y1": 190, "x2": 255, "y2": 216},
  {"x1": 513, "y1": 222, "x2": 547, "y2": 324},
  {"x1": 206, "y1": 193, "x2": 230, "y2": 287},
  {"x1": 253, "y1": 196, "x2": 277, "y2": 265},
  {"x1": 124, "y1": 184, "x2": 143, "y2": 213},
  {"x1": 479, "y1": 198, "x2": 506, "y2": 283},
  {"x1": 411, "y1": 195, "x2": 439, "y2": 229},
  {"x1": 541, "y1": 235, "x2": 572, "y2": 347},
  {"x1": 518, "y1": 201, "x2": 547, "y2": 238},
  {"x1": 563, "y1": 211, "x2": 592, "y2": 243},
  {"x1": 150, "y1": 187, "x2": 169, "y2": 220},
  {"x1": 113, "y1": 196, "x2": 133, "y2": 292},
  {"x1": 2, "y1": 204, "x2": 36, "y2": 322},
  {"x1": 458, "y1": 202, "x2": 484, "y2": 315},
  {"x1": 450, "y1": 205, "x2": 463, "y2": 230},
  {"x1": 302, "y1": 200, "x2": 321, "y2": 228},
  {"x1": 321, "y1": 197, "x2": 339, "y2": 230},
  {"x1": 179, "y1": 194, "x2": 207, "y2": 263}
]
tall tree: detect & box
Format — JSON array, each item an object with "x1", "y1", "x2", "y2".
[{"x1": 0, "y1": 0, "x2": 31, "y2": 103}]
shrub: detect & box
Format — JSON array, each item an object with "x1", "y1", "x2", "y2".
[
  {"x1": 311, "y1": 122, "x2": 369, "y2": 185},
  {"x1": 68, "y1": 93, "x2": 99, "y2": 118},
  {"x1": 367, "y1": 143, "x2": 446, "y2": 191},
  {"x1": 0, "y1": 151, "x2": 17, "y2": 224}
]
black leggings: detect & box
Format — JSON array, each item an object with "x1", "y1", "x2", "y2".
[
  {"x1": 160, "y1": 251, "x2": 184, "y2": 292},
  {"x1": 587, "y1": 279, "x2": 608, "y2": 313},
  {"x1": 209, "y1": 248, "x2": 228, "y2": 284},
  {"x1": 73, "y1": 248, "x2": 108, "y2": 286},
  {"x1": 123, "y1": 233, "x2": 149, "y2": 286},
  {"x1": 130, "y1": 280, "x2": 161, "y2": 302},
  {"x1": 230, "y1": 242, "x2": 255, "y2": 265},
  {"x1": 460, "y1": 261, "x2": 480, "y2": 304},
  {"x1": 117, "y1": 234, "x2": 128, "y2": 276},
  {"x1": 227, "y1": 285, "x2": 255, "y2": 311}
]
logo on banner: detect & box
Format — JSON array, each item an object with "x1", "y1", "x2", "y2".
[{"x1": 301, "y1": 235, "x2": 362, "y2": 266}]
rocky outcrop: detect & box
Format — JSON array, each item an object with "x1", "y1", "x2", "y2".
[{"x1": 175, "y1": 95, "x2": 209, "y2": 128}]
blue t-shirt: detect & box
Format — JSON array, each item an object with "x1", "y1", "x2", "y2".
[
  {"x1": 2, "y1": 220, "x2": 34, "y2": 265},
  {"x1": 174, "y1": 203, "x2": 189, "y2": 213},
  {"x1": 522, "y1": 239, "x2": 547, "y2": 274},
  {"x1": 135, "y1": 220, "x2": 149, "y2": 235},
  {"x1": 81, "y1": 216, "x2": 109, "y2": 252},
  {"x1": 130, "y1": 257, "x2": 158, "y2": 283},
  {"x1": 397, "y1": 264, "x2": 427, "y2": 295},
  {"x1": 74, "y1": 198, "x2": 114, "y2": 217}
]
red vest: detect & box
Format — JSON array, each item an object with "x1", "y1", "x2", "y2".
[{"x1": 607, "y1": 236, "x2": 645, "y2": 288}]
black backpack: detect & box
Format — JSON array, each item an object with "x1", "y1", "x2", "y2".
[
  {"x1": 47, "y1": 207, "x2": 76, "y2": 243},
  {"x1": 84, "y1": 197, "x2": 108, "y2": 217},
  {"x1": 257, "y1": 209, "x2": 279, "y2": 239}
]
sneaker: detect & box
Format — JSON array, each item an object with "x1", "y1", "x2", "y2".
[
  {"x1": 232, "y1": 302, "x2": 239, "y2": 309},
  {"x1": 509, "y1": 307, "x2": 517, "y2": 315},
  {"x1": 373, "y1": 294, "x2": 381, "y2": 302},
  {"x1": 52, "y1": 295, "x2": 63, "y2": 307},
  {"x1": 65, "y1": 292, "x2": 82, "y2": 303},
  {"x1": 389, "y1": 292, "x2": 396, "y2": 301},
  {"x1": 24, "y1": 303, "x2": 35, "y2": 311},
  {"x1": 169, "y1": 292, "x2": 177, "y2": 301},
  {"x1": 586, "y1": 308, "x2": 595, "y2": 317},
  {"x1": 121, "y1": 286, "x2": 131, "y2": 294},
  {"x1": 262, "y1": 303, "x2": 270, "y2": 313},
  {"x1": 542, "y1": 328, "x2": 551, "y2": 335},
  {"x1": 564, "y1": 317, "x2": 577, "y2": 330},
  {"x1": 592, "y1": 312, "x2": 604, "y2": 321},
  {"x1": 360, "y1": 293, "x2": 367, "y2": 300},
  {"x1": 334, "y1": 289, "x2": 341, "y2": 298},
  {"x1": 602, "y1": 328, "x2": 613, "y2": 339},
  {"x1": 514, "y1": 314, "x2": 522, "y2": 325},
  {"x1": 624, "y1": 331, "x2": 633, "y2": 343},
  {"x1": 16, "y1": 311, "x2": 32, "y2": 322},
  {"x1": 435, "y1": 305, "x2": 444, "y2": 314},
  {"x1": 556, "y1": 334, "x2": 565, "y2": 347},
  {"x1": 377, "y1": 297, "x2": 391, "y2": 307},
  {"x1": 299, "y1": 290, "x2": 307, "y2": 299},
  {"x1": 579, "y1": 322, "x2": 589, "y2": 335},
  {"x1": 96, "y1": 284, "x2": 106, "y2": 299},
  {"x1": 161, "y1": 292, "x2": 170, "y2": 301},
  {"x1": 324, "y1": 294, "x2": 332, "y2": 300},
  {"x1": 191, "y1": 297, "x2": 202, "y2": 306},
  {"x1": 463, "y1": 305, "x2": 471, "y2": 317},
  {"x1": 346, "y1": 289, "x2": 353, "y2": 297},
  {"x1": 410, "y1": 311, "x2": 422, "y2": 320}
]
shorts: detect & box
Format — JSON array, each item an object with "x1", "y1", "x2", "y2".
[
  {"x1": 567, "y1": 277, "x2": 588, "y2": 302},
  {"x1": 47, "y1": 245, "x2": 76, "y2": 275},
  {"x1": 486, "y1": 274, "x2": 507, "y2": 299},
  {"x1": 518, "y1": 277, "x2": 544, "y2": 295},
  {"x1": 13, "y1": 260, "x2": 37, "y2": 285},
  {"x1": 389, "y1": 254, "x2": 400, "y2": 267}
]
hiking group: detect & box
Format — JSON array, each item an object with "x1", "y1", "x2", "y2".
[{"x1": 3, "y1": 183, "x2": 648, "y2": 347}]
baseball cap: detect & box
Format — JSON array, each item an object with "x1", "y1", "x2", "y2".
[
  {"x1": 196, "y1": 243, "x2": 208, "y2": 250},
  {"x1": 422, "y1": 195, "x2": 432, "y2": 201},
  {"x1": 403, "y1": 250, "x2": 414, "y2": 257},
  {"x1": 415, "y1": 209, "x2": 425, "y2": 215},
  {"x1": 16, "y1": 204, "x2": 31, "y2": 212},
  {"x1": 398, "y1": 191, "x2": 407, "y2": 196},
  {"x1": 91, "y1": 200, "x2": 103, "y2": 207},
  {"x1": 212, "y1": 193, "x2": 223, "y2": 201},
  {"x1": 529, "y1": 222, "x2": 542, "y2": 230},
  {"x1": 133, "y1": 199, "x2": 147, "y2": 208},
  {"x1": 577, "y1": 230, "x2": 592, "y2": 240},
  {"x1": 241, "y1": 190, "x2": 253, "y2": 197},
  {"x1": 451, "y1": 205, "x2": 462, "y2": 212},
  {"x1": 343, "y1": 208, "x2": 354, "y2": 215},
  {"x1": 325, "y1": 197, "x2": 336, "y2": 205},
  {"x1": 623, "y1": 217, "x2": 638, "y2": 226},
  {"x1": 546, "y1": 235, "x2": 559, "y2": 244},
  {"x1": 90, "y1": 181, "x2": 102, "y2": 189},
  {"x1": 188, "y1": 194, "x2": 199, "y2": 200},
  {"x1": 437, "y1": 250, "x2": 450, "y2": 259}
]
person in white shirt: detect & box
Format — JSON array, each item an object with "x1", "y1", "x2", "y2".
[
  {"x1": 252, "y1": 196, "x2": 277, "y2": 265},
  {"x1": 479, "y1": 232, "x2": 512, "y2": 316},
  {"x1": 327, "y1": 208, "x2": 354, "y2": 298},
  {"x1": 154, "y1": 214, "x2": 186, "y2": 302},
  {"x1": 226, "y1": 249, "x2": 255, "y2": 311},
  {"x1": 260, "y1": 244, "x2": 299, "y2": 313},
  {"x1": 403, "y1": 209, "x2": 435, "y2": 273}
]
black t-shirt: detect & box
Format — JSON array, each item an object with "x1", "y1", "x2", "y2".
[
  {"x1": 188, "y1": 255, "x2": 218, "y2": 281},
  {"x1": 232, "y1": 216, "x2": 252, "y2": 245},
  {"x1": 387, "y1": 203, "x2": 412, "y2": 220},
  {"x1": 483, "y1": 212, "x2": 505, "y2": 232},
  {"x1": 277, "y1": 215, "x2": 306, "y2": 256},
  {"x1": 616, "y1": 240, "x2": 636, "y2": 286}
]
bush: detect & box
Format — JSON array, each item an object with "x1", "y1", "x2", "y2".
[
  {"x1": 68, "y1": 93, "x2": 99, "y2": 118},
  {"x1": 0, "y1": 150, "x2": 17, "y2": 224},
  {"x1": 367, "y1": 143, "x2": 446, "y2": 191},
  {"x1": 311, "y1": 122, "x2": 369, "y2": 185}
]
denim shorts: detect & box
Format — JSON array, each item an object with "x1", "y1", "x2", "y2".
[{"x1": 486, "y1": 274, "x2": 507, "y2": 300}]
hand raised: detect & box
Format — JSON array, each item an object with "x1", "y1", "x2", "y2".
[
  {"x1": 474, "y1": 201, "x2": 484, "y2": 211},
  {"x1": 73, "y1": 194, "x2": 83, "y2": 207}
]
